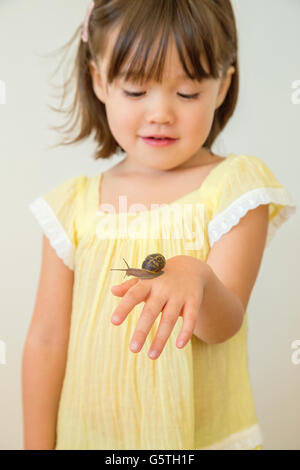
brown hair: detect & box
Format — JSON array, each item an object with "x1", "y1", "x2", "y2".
[{"x1": 49, "y1": 0, "x2": 239, "y2": 159}]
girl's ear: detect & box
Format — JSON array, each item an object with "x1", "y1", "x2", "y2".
[
  {"x1": 88, "y1": 60, "x2": 107, "y2": 104},
  {"x1": 215, "y1": 65, "x2": 235, "y2": 110}
]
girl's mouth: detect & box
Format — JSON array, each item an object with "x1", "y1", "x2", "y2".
[{"x1": 141, "y1": 136, "x2": 178, "y2": 147}]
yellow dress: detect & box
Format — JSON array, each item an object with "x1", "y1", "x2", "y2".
[{"x1": 28, "y1": 153, "x2": 296, "y2": 450}]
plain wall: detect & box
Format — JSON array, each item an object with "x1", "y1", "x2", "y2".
[{"x1": 0, "y1": 0, "x2": 299, "y2": 450}]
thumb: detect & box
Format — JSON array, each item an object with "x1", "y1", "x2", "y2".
[{"x1": 111, "y1": 277, "x2": 139, "y2": 296}]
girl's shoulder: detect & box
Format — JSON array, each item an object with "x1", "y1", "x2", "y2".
[
  {"x1": 206, "y1": 153, "x2": 297, "y2": 248},
  {"x1": 28, "y1": 173, "x2": 90, "y2": 270},
  {"x1": 207, "y1": 153, "x2": 286, "y2": 191},
  {"x1": 44, "y1": 173, "x2": 89, "y2": 199}
]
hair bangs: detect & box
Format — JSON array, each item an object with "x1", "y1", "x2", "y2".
[{"x1": 105, "y1": 1, "x2": 220, "y2": 87}]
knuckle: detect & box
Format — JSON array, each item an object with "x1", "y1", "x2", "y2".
[
  {"x1": 162, "y1": 313, "x2": 177, "y2": 327},
  {"x1": 185, "y1": 313, "x2": 197, "y2": 328},
  {"x1": 142, "y1": 306, "x2": 156, "y2": 319},
  {"x1": 134, "y1": 328, "x2": 146, "y2": 339},
  {"x1": 152, "y1": 283, "x2": 168, "y2": 297},
  {"x1": 186, "y1": 309, "x2": 197, "y2": 323},
  {"x1": 126, "y1": 288, "x2": 138, "y2": 302},
  {"x1": 154, "y1": 336, "x2": 166, "y2": 348},
  {"x1": 181, "y1": 328, "x2": 193, "y2": 338},
  {"x1": 188, "y1": 293, "x2": 201, "y2": 307},
  {"x1": 138, "y1": 278, "x2": 152, "y2": 290}
]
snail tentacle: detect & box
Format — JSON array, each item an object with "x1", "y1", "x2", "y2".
[{"x1": 110, "y1": 253, "x2": 166, "y2": 279}]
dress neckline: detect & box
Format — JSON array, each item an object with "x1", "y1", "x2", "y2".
[{"x1": 93, "y1": 153, "x2": 236, "y2": 217}]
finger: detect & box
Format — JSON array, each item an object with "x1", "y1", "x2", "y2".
[
  {"x1": 111, "y1": 281, "x2": 150, "y2": 324},
  {"x1": 111, "y1": 277, "x2": 139, "y2": 296},
  {"x1": 129, "y1": 294, "x2": 167, "y2": 353},
  {"x1": 147, "y1": 298, "x2": 183, "y2": 360},
  {"x1": 175, "y1": 300, "x2": 198, "y2": 349}
]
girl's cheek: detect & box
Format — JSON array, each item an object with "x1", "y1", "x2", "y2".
[
  {"x1": 117, "y1": 103, "x2": 143, "y2": 125},
  {"x1": 191, "y1": 103, "x2": 214, "y2": 126},
  {"x1": 107, "y1": 98, "x2": 129, "y2": 123}
]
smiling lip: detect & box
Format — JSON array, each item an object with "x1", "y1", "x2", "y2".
[
  {"x1": 141, "y1": 136, "x2": 178, "y2": 147},
  {"x1": 142, "y1": 135, "x2": 177, "y2": 139}
]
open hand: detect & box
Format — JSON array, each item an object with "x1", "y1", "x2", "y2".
[{"x1": 110, "y1": 255, "x2": 210, "y2": 360}]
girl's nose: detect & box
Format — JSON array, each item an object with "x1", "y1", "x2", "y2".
[{"x1": 146, "y1": 96, "x2": 175, "y2": 125}]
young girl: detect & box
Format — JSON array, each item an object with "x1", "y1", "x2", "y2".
[{"x1": 23, "y1": 0, "x2": 296, "y2": 450}]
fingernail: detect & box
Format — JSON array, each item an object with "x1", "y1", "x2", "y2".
[
  {"x1": 177, "y1": 339, "x2": 184, "y2": 348},
  {"x1": 148, "y1": 350, "x2": 158, "y2": 359},
  {"x1": 112, "y1": 315, "x2": 120, "y2": 323},
  {"x1": 130, "y1": 341, "x2": 140, "y2": 352}
]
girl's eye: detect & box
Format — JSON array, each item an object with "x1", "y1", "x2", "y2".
[
  {"x1": 123, "y1": 90, "x2": 200, "y2": 100},
  {"x1": 123, "y1": 91, "x2": 146, "y2": 98},
  {"x1": 178, "y1": 93, "x2": 200, "y2": 100}
]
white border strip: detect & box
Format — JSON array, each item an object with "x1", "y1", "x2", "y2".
[
  {"x1": 28, "y1": 197, "x2": 74, "y2": 270},
  {"x1": 208, "y1": 187, "x2": 297, "y2": 248},
  {"x1": 199, "y1": 423, "x2": 263, "y2": 450}
]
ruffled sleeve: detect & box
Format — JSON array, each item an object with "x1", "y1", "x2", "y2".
[
  {"x1": 207, "y1": 155, "x2": 297, "y2": 249},
  {"x1": 28, "y1": 175, "x2": 87, "y2": 270}
]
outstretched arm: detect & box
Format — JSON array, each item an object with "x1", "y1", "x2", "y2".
[
  {"x1": 195, "y1": 204, "x2": 269, "y2": 344},
  {"x1": 110, "y1": 204, "x2": 269, "y2": 357}
]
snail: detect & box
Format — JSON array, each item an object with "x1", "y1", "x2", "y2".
[{"x1": 110, "y1": 253, "x2": 166, "y2": 279}]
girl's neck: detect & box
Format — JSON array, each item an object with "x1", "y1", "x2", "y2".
[{"x1": 117, "y1": 148, "x2": 216, "y2": 177}]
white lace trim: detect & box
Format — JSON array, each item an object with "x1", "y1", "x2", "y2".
[
  {"x1": 28, "y1": 197, "x2": 74, "y2": 270},
  {"x1": 198, "y1": 423, "x2": 263, "y2": 450},
  {"x1": 208, "y1": 187, "x2": 297, "y2": 248}
]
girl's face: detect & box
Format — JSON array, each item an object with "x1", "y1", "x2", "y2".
[{"x1": 89, "y1": 28, "x2": 235, "y2": 174}]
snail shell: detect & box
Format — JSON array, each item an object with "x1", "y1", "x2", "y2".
[
  {"x1": 110, "y1": 253, "x2": 166, "y2": 279},
  {"x1": 142, "y1": 253, "x2": 166, "y2": 272}
]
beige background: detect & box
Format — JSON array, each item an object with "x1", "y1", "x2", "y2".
[{"x1": 0, "y1": 0, "x2": 299, "y2": 450}]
